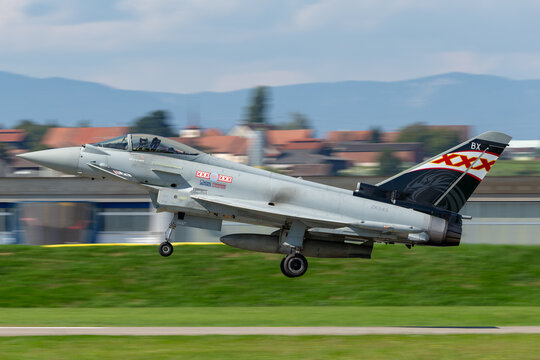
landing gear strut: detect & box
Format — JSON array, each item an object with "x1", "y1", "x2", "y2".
[
  {"x1": 280, "y1": 253, "x2": 308, "y2": 278},
  {"x1": 159, "y1": 221, "x2": 176, "y2": 257},
  {"x1": 279, "y1": 221, "x2": 308, "y2": 277}
]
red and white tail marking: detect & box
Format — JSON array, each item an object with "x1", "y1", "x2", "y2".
[{"x1": 412, "y1": 150, "x2": 500, "y2": 181}]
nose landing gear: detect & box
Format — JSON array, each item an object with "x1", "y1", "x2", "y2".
[
  {"x1": 159, "y1": 241, "x2": 173, "y2": 257},
  {"x1": 159, "y1": 221, "x2": 176, "y2": 257}
]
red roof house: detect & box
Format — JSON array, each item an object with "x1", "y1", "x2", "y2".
[
  {"x1": 42, "y1": 127, "x2": 129, "y2": 148},
  {"x1": 266, "y1": 129, "x2": 314, "y2": 147},
  {"x1": 0, "y1": 129, "x2": 26, "y2": 143}
]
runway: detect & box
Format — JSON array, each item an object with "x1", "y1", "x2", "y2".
[{"x1": 1, "y1": 326, "x2": 540, "y2": 336}]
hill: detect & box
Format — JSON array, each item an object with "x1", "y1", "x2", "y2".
[{"x1": 1, "y1": 71, "x2": 539, "y2": 138}]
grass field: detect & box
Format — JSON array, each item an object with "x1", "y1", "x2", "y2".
[
  {"x1": 0, "y1": 335, "x2": 539, "y2": 360},
  {"x1": 1, "y1": 244, "x2": 538, "y2": 358},
  {"x1": 1, "y1": 306, "x2": 539, "y2": 326},
  {"x1": 0, "y1": 244, "x2": 539, "y2": 307}
]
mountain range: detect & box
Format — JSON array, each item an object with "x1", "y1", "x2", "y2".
[{"x1": 0, "y1": 71, "x2": 539, "y2": 139}]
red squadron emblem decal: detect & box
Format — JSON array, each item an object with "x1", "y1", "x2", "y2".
[
  {"x1": 196, "y1": 170, "x2": 233, "y2": 183},
  {"x1": 196, "y1": 170, "x2": 210, "y2": 179},
  {"x1": 218, "y1": 174, "x2": 233, "y2": 183},
  {"x1": 431, "y1": 153, "x2": 495, "y2": 171}
]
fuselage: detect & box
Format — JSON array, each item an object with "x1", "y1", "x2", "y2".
[{"x1": 79, "y1": 144, "x2": 434, "y2": 240}]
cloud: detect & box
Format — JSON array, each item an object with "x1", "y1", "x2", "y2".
[
  {"x1": 4, "y1": 0, "x2": 540, "y2": 93},
  {"x1": 0, "y1": 0, "x2": 293, "y2": 53},
  {"x1": 0, "y1": 0, "x2": 135, "y2": 52},
  {"x1": 291, "y1": 0, "x2": 429, "y2": 31}
]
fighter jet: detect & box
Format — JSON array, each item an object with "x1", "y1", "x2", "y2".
[{"x1": 19, "y1": 131, "x2": 511, "y2": 277}]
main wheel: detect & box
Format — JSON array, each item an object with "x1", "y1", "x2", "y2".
[
  {"x1": 281, "y1": 254, "x2": 308, "y2": 277},
  {"x1": 159, "y1": 241, "x2": 173, "y2": 257},
  {"x1": 280, "y1": 257, "x2": 287, "y2": 276}
]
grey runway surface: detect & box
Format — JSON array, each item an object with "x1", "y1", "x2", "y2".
[{"x1": 1, "y1": 327, "x2": 540, "y2": 336}]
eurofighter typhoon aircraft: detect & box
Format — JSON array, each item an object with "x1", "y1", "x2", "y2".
[{"x1": 19, "y1": 131, "x2": 511, "y2": 277}]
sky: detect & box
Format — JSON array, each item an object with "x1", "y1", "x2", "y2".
[{"x1": 2, "y1": 0, "x2": 540, "y2": 93}]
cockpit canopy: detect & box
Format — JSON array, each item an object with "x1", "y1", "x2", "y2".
[{"x1": 93, "y1": 134, "x2": 200, "y2": 156}]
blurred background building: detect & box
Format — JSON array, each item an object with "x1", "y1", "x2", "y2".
[{"x1": 0, "y1": 176, "x2": 537, "y2": 246}]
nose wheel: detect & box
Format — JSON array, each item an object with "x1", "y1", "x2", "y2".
[
  {"x1": 159, "y1": 221, "x2": 176, "y2": 257},
  {"x1": 280, "y1": 253, "x2": 308, "y2": 277},
  {"x1": 159, "y1": 241, "x2": 173, "y2": 257}
]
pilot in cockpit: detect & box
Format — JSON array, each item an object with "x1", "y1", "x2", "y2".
[
  {"x1": 150, "y1": 137, "x2": 161, "y2": 151},
  {"x1": 137, "y1": 137, "x2": 148, "y2": 151}
]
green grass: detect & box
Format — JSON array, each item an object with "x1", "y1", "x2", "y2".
[
  {"x1": 0, "y1": 335, "x2": 539, "y2": 360},
  {"x1": 0, "y1": 306, "x2": 539, "y2": 326},
  {"x1": 487, "y1": 160, "x2": 540, "y2": 176},
  {"x1": 1, "y1": 244, "x2": 540, "y2": 307}
]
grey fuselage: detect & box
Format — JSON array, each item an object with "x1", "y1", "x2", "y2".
[{"x1": 77, "y1": 143, "x2": 438, "y2": 244}]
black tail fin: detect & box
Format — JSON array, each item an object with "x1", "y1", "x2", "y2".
[{"x1": 374, "y1": 131, "x2": 511, "y2": 212}]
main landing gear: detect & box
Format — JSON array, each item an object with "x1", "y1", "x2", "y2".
[
  {"x1": 280, "y1": 253, "x2": 308, "y2": 278},
  {"x1": 279, "y1": 220, "x2": 308, "y2": 278},
  {"x1": 159, "y1": 221, "x2": 176, "y2": 257}
]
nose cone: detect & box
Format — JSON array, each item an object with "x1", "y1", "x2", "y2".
[{"x1": 17, "y1": 147, "x2": 81, "y2": 175}]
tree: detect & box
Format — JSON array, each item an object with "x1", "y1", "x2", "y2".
[
  {"x1": 428, "y1": 128, "x2": 461, "y2": 155},
  {"x1": 130, "y1": 110, "x2": 174, "y2": 137},
  {"x1": 77, "y1": 120, "x2": 91, "y2": 127},
  {"x1": 277, "y1": 112, "x2": 311, "y2": 130},
  {"x1": 244, "y1": 86, "x2": 270, "y2": 125},
  {"x1": 369, "y1": 126, "x2": 382, "y2": 143},
  {"x1": 397, "y1": 122, "x2": 431, "y2": 145},
  {"x1": 397, "y1": 122, "x2": 460, "y2": 156},
  {"x1": 0, "y1": 143, "x2": 10, "y2": 164},
  {"x1": 15, "y1": 120, "x2": 57, "y2": 151},
  {"x1": 377, "y1": 149, "x2": 402, "y2": 176}
]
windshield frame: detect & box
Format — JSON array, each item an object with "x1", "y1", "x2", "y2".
[
  {"x1": 92, "y1": 135, "x2": 130, "y2": 150},
  {"x1": 93, "y1": 134, "x2": 202, "y2": 157},
  {"x1": 129, "y1": 134, "x2": 201, "y2": 156}
]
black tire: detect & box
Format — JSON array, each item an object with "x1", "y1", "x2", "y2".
[
  {"x1": 159, "y1": 241, "x2": 173, "y2": 257},
  {"x1": 281, "y1": 254, "x2": 308, "y2": 278},
  {"x1": 280, "y1": 257, "x2": 291, "y2": 277}
]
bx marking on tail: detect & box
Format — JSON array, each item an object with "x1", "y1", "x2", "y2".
[{"x1": 369, "y1": 131, "x2": 512, "y2": 212}]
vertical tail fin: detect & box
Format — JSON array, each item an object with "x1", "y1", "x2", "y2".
[{"x1": 375, "y1": 131, "x2": 512, "y2": 212}]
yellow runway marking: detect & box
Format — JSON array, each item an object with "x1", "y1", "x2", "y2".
[{"x1": 42, "y1": 242, "x2": 224, "y2": 248}]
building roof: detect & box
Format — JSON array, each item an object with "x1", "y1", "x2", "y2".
[
  {"x1": 280, "y1": 138, "x2": 325, "y2": 150},
  {"x1": 196, "y1": 135, "x2": 248, "y2": 155},
  {"x1": 42, "y1": 127, "x2": 129, "y2": 148},
  {"x1": 202, "y1": 128, "x2": 224, "y2": 137},
  {"x1": 0, "y1": 129, "x2": 26, "y2": 143},
  {"x1": 266, "y1": 129, "x2": 314, "y2": 147},
  {"x1": 381, "y1": 131, "x2": 400, "y2": 143},
  {"x1": 326, "y1": 130, "x2": 372, "y2": 143},
  {"x1": 335, "y1": 142, "x2": 423, "y2": 152}
]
